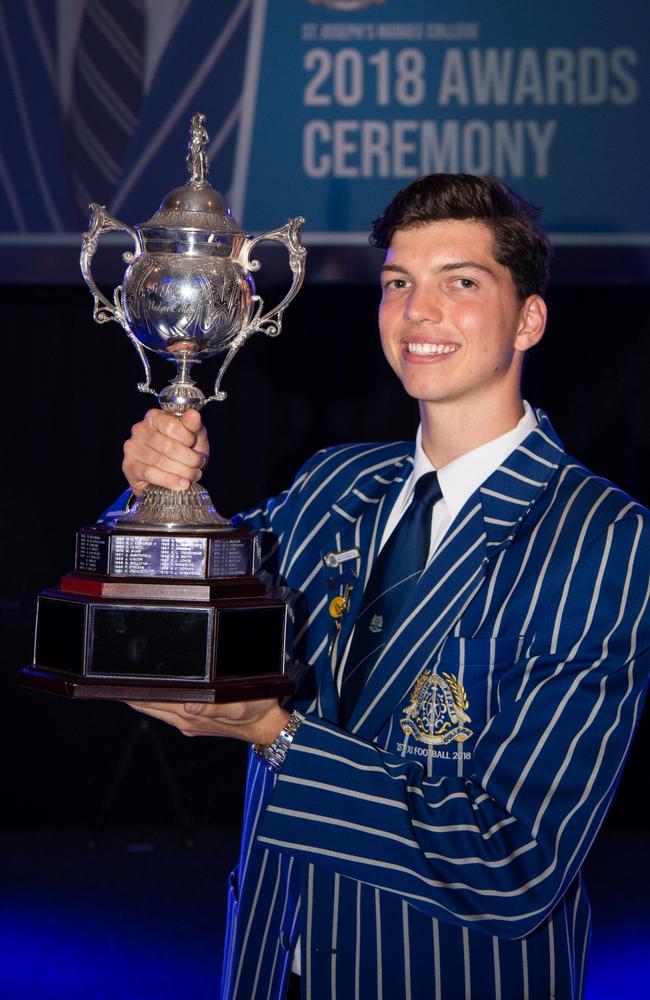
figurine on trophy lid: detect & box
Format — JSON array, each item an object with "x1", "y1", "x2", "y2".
[{"x1": 20, "y1": 112, "x2": 307, "y2": 703}]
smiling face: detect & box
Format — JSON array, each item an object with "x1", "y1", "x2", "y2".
[{"x1": 379, "y1": 219, "x2": 546, "y2": 426}]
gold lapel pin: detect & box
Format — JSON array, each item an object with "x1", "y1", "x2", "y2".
[
  {"x1": 329, "y1": 584, "x2": 352, "y2": 619},
  {"x1": 327, "y1": 584, "x2": 353, "y2": 656}
]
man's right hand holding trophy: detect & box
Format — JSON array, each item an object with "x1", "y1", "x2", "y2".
[{"x1": 122, "y1": 407, "x2": 209, "y2": 497}]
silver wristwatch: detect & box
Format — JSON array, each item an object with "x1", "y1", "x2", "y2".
[{"x1": 253, "y1": 710, "x2": 304, "y2": 772}]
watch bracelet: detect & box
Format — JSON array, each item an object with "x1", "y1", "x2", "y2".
[{"x1": 253, "y1": 710, "x2": 305, "y2": 772}]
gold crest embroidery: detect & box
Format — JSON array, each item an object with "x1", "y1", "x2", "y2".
[{"x1": 400, "y1": 671, "x2": 473, "y2": 745}]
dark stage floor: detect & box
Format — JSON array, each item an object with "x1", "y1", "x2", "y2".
[{"x1": 0, "y1": 827, "x2": 648, "y2": 999}]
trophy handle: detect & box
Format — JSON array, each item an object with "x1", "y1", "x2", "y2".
[
  {"x1": 234, "y1": 217, "x2": 307, "y2": 339},
  {"x1": 204, "y1": 324, "x2": 256, "y2": 404},
  {"x1": 80, "y1": 204, "x2": 157, "y2": 398},
  {"x1": 202, "y1": 218, "x2": 307, "y2": 406}
]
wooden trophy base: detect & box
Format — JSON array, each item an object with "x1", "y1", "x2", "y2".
[{"x1": 20, "y1": 521, "x2": 293, "y2": 702}]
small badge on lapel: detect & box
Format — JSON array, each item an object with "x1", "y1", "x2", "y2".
[
  {"x1": 323, "y1": 547, "x2": 360, "y2": 587},
  {"x1": 324, "y1": 547, "x2": 359, "y2": 569},
  {"x1": 327, "y1": 584, "x2": 353, "y2": 657},
  {"x1": 369, "y1": 614, "x2": 383, "y2": 634},
  {"x1": 401, "y1": 671, "x2": 473, "y2": 745},
  {"x1": 329, "y1": 588, "x2": 352, "y2": 620}
]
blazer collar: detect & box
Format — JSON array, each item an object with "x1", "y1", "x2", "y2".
[
  {"x1": 329, "y1": 449, "x2": 414, "y2": 527},
  {"x1": 327, "y1": 409, "x2": 563, "y2": 554},
  {"x1": 478, "y1": 409, "x2": 564, "y2": 553}
]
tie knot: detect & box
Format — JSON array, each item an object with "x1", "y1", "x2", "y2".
[{"x1": 412, "y1": 470, "x2": 441, "y2": 506}]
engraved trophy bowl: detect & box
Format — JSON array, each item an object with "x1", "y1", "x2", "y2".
[{"x1": 20, "y1": 114, "x2": 306, "y2": 703}]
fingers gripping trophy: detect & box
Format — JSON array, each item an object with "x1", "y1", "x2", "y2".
[{"x1": 20, "y1": 114, "x2": 307, "y2": 703}]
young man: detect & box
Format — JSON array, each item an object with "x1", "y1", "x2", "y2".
[{"x1": 121, "y1": 175, "x2": 650, "y2": 1000}]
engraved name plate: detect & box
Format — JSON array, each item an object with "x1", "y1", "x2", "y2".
[
  {"x1": 110, "y1": 535, "x2": 208, "y2": 578},
  {"x1": 208, "y1": 537, "x2": 253, "y2": 578},
  {"x1": 76, "y1": 531, "x2": 109, "y2": 574}
]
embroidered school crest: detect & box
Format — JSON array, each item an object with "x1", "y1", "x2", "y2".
[{"x1": 401, "y1": 671, "x2": 473, "y2": 745}]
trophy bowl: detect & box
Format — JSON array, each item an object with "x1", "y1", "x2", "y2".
[{"x1": 120, "y1": 178, "x2": 258, "y2": 363}]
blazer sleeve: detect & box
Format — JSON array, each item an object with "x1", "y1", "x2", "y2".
[{"x1": 256, "y1": 507, "x2": 650, "y2": 939}]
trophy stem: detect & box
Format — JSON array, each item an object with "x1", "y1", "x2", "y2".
[{"x1": 159, "y1": 354, "x2": 206, "y2": 415}]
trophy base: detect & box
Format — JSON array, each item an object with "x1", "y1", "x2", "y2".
[
  {"x1": 19, "y1": 667, "x2": 291, "y2": 703},
  {"x1": 21, "y1": 521, "x2": 294, "y2": 703}
]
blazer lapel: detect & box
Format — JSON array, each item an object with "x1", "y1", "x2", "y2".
[
  {"x1": 346, "y1": 411, "x2": 565, "y2": 739},
  {"x1": 311, "y1": 452, "x2": 413, "y2": 720}
]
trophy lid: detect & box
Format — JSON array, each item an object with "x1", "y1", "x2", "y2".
[{"x1": 139, "y1": 112, "x2": 248, "y2": 237}]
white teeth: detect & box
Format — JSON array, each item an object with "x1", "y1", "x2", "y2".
[{"x1": 407, "y1": 342, "x2": 458, "y2": 355}]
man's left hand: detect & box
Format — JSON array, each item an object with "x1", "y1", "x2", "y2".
[{"x1": 126, "y1": 698, "x2": 290, "y2": 746}]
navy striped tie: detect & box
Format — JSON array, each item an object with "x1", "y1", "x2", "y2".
[
  {"x1": 338, "y1": 471, "x2": 442, "y2": 725},
  {"x1": 67, "y1": 0, "x2": 146, "y2": 224}
]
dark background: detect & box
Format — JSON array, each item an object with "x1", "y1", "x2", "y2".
[{"x1": 2, "y1": 255, "x2": 649, "y2": 839}]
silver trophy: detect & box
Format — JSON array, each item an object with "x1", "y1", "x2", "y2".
[
  {"x1": 21, "y1": 114, "x2": 306, "y2": 703},
  {"x1": 80, "y1": 111, "x2": 306, "y2": 527}
]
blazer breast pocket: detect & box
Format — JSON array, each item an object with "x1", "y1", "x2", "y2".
[
  {"x1": 432, "y1": 636, "x2": 525, "y2": 748},
  {"x1": 437, "y1": 635, "x2": 524, "y2": 671}
]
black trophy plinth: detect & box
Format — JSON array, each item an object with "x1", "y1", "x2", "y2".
[{"x1": 20, "y1": 520, "x2": 293, "y2": 702}]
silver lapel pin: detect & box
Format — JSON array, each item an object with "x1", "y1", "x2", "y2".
[{"x1": 324, "y1": 547, "x2": 360, "y2": 569}]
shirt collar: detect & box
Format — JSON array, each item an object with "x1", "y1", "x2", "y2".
[{"x1": 406, "y1": 401, "x2": 538, "y2": 521}]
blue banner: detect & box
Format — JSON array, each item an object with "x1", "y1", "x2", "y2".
[
  {"x1": 1, "y1": 0, "x2": 647, "y2": 267},
  {"x1": 240, "y1": 0, "x2": 648, "y2": 242}
]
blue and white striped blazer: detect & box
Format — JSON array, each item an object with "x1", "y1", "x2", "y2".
[{"x1": 221, "y1": 410, "x2": 650, "y2": 1000}]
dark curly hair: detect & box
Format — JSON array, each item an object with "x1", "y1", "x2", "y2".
[{"x1": 370, "y1": 174, "x2": 552, "y2": 300}]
